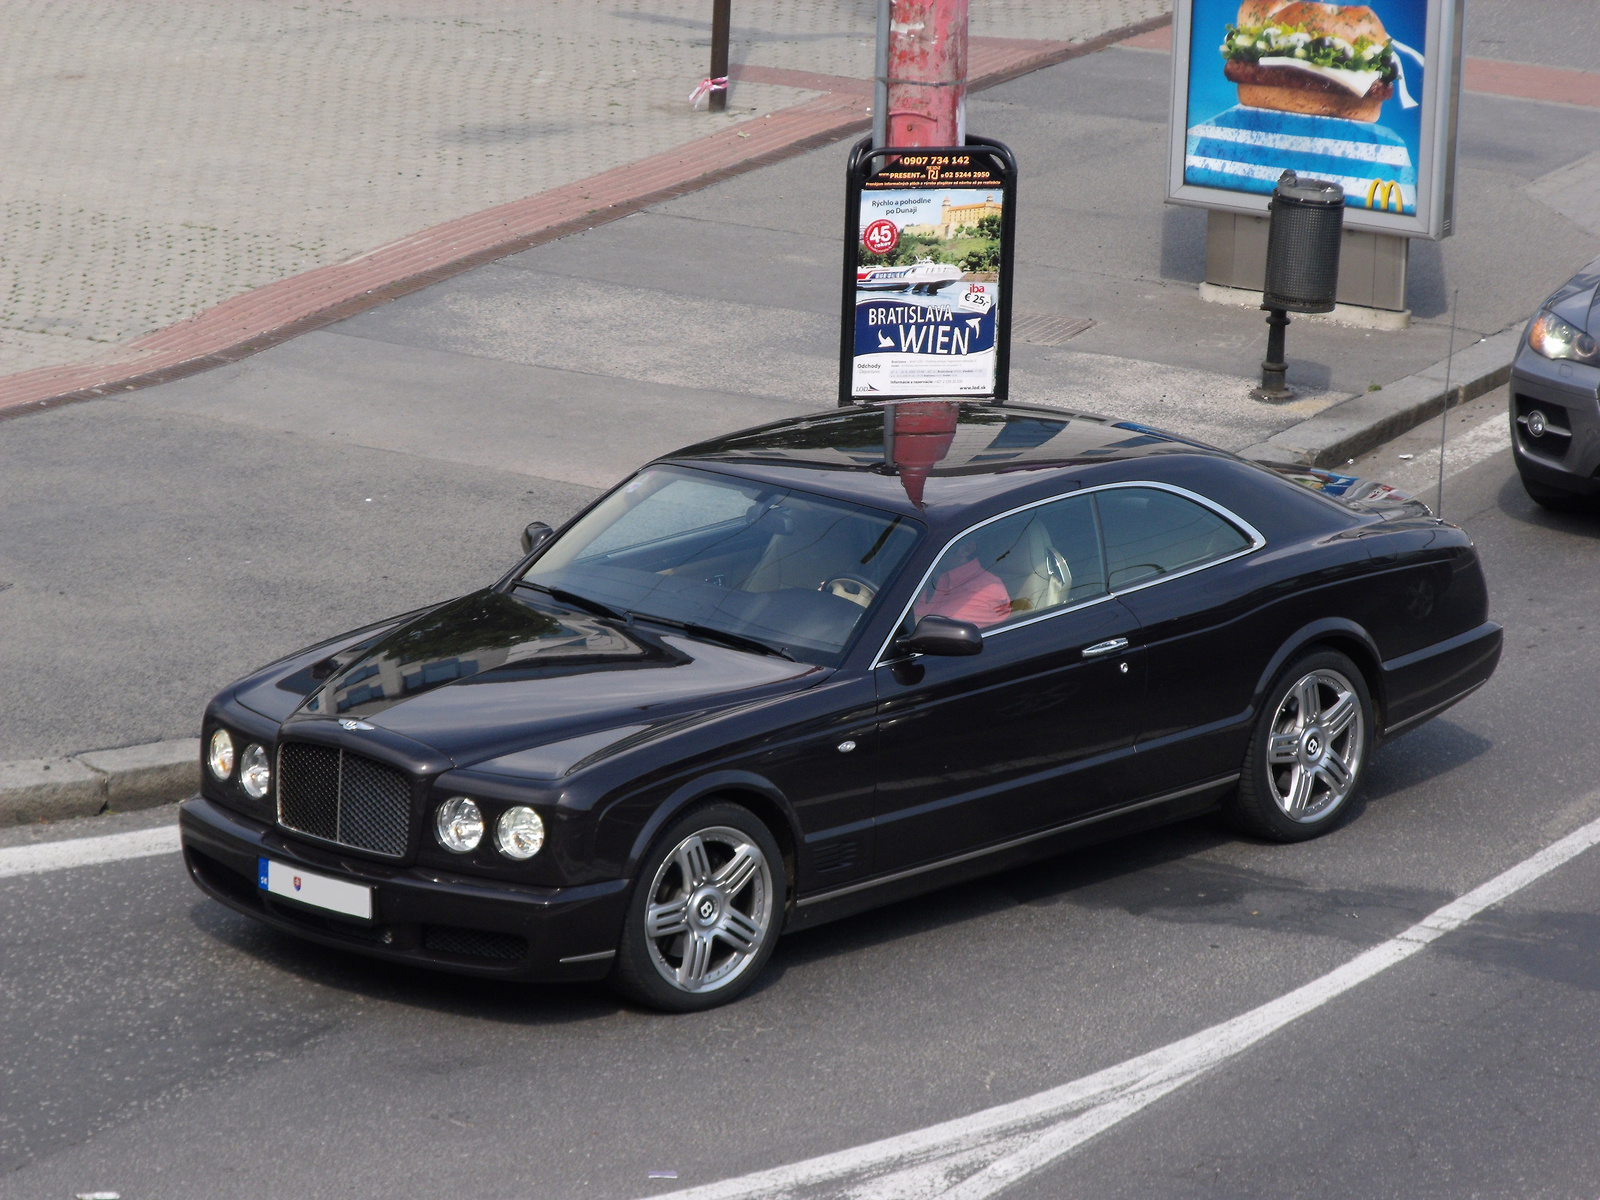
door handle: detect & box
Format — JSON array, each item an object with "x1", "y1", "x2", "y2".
[{"x1": 1082, "y1": 637, "x2": 1129, "y2": 658}]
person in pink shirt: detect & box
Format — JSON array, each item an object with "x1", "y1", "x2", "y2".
[{"x1": 913, "y1": 536, "x2": 1013, "y2": 629}]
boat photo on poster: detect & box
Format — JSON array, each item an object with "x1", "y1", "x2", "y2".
[
  {"x1": 851, "y1": 187, "x2": 1002, "y2": 398},
  {"x1": 1183, "y1": 0, "x2": 1426, "y2": 215}
]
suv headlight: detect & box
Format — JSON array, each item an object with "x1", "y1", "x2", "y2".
[{"x1": 1529, "y1": 309, "x2": 1600, "y2": 365}]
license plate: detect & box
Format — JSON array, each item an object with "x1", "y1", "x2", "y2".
[{"x1": 258, "y1": 857, "x2": 373, "y2": 920}]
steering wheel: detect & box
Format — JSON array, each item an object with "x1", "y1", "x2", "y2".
[{"x1": 820, "y1": 575, "x2": 877, "y2": 609}]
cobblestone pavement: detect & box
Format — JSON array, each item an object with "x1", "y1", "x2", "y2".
[{"x1": 0, "y1": 0, "x2": 1164, "y2": 374}]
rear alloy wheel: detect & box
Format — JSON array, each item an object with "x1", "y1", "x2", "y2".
[
  {"x1": 612, "y1": 803, "x2": 785, "y2": 1011},
  {"x1": 1228, "y1": 650, "x2": 1372, "y2": 842}
]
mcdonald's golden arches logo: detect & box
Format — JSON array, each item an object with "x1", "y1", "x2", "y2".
[{"x1": 1367, "y1": 179, "x2": 1402, "y2": 212}]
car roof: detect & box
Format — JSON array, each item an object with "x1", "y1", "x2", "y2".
[{"x1": 656, "y1": 401, "x2": 1235, "y2": 522}]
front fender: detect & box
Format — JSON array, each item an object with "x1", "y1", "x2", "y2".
[{"x1": 599, "y1": 769, "x2": 802, "y2": 884}]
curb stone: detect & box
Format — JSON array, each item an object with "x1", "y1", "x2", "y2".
[
  {"x1": 1241, "y1": 327, "x2": 1523, "y2": 469},
  {"x1": 0, "y1": 738, "x2": 198, "y2": 827}
]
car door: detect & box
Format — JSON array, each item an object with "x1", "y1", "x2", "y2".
[
  {"x1": 1091, "y1": 484, "x2": 1271, "y2": 790},
  {"x1": 871, "y1": 492, "x2": 1147, "y2": 873}
]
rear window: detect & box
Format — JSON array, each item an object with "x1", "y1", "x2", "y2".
[{"x1": 1097, "y1": 487, "x2": 1251, "y2": 590}]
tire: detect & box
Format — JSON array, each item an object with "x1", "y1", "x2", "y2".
[
  {"x1": 611, "y1": 802, "x2": 786, "y2": 1012},
  {"x1": 1520, "y1": 473, "x2": 1600, "y2": 514},
  {"x1": 1226, "y1": 649, "x2": 1373, "y2": 843}
]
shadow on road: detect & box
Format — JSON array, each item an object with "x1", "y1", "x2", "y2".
[
  {"x1": 187, "y1": 900, "x2": 625, "y2": 1023},
  {"x1": 1495, "y1": 473, "x2": 1600, "y2": 535}
]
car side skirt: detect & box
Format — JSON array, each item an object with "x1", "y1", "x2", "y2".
[{"x1": 784, "y1": 774, "x2": 1239, "y2": 931}]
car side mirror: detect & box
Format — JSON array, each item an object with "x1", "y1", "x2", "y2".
[
  {"x1": 898, "y1": 615, "x2": 983, "y2": 657},
  {"x1": 521, "y1": 521, "x2": 554, "y2": 556}
]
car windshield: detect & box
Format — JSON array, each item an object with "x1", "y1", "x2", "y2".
[{"x1": 520, "y1": 465, "x2": 922, "y2": 665}]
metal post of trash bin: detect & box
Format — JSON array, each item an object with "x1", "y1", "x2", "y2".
[{"x1": 1254, "y1": 170, "x2": 1345, "y2": 402}]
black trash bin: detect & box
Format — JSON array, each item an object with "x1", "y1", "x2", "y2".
[
  {"x1": 1256, "y1": 170, "x2": 1345, "y2": 399},
  {"x1": 1264, "y1": 171, "x2": 1345, "y2": 313}
]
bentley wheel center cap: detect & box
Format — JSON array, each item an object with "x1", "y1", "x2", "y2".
[
  {"x1": 693, "y1": 892, "x2": 720, "y2": 925},
  {"x1": 1302, "y1": 730, "x2": 1323, "y2": 761}
]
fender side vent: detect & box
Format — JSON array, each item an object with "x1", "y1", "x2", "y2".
[{"x1": 813, "y1": 839, "x2": 860, "y2": 874}]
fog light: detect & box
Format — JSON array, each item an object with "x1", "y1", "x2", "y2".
[
  {"x1": 207, "y1": 729, "x2": 235, "y2": 780},
  {"x1": 495, "y1": 806, "x2": 545, "y2": 860},
  {"x1": 435, "y1": 797, "x2": 484, "y2": 853},
  {"x1": 1526, "y1": 409, "x2": 1548, "y2": 437},
  {"x1": 239, "y1": 743, "x2": 271, "y2": 799}
]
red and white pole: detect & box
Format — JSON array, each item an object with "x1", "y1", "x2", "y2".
[{"x1": 881, "y1": 0, "x2": 968, "y2": 148}]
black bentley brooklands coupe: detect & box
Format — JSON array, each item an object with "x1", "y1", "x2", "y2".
[{"x1": 181, "y1": 402, "x2": 1501, "y2": 1010}]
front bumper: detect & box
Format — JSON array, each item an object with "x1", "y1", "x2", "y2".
[
  {"x1": 1509, "y1": 343, "x2": 1600, "y2": 496},
  {"x1": 180, "y1": 796, "x2": 630, "y2": 982}
]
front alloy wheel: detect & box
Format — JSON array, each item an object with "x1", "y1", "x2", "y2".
[
  {"x1": 1228, "y1": 649, "x2": 1372, "y2": 841},
  {"x1": 613, "y1": 804, "x2": 785, "y2": 1011}
]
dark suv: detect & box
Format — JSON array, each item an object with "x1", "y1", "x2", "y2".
[{"x1": 1510, "y1": 255, "x2": 1600, "y2": 510}]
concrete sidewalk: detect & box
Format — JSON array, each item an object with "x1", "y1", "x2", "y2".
[
  {"x1": 6, "y1": 1, "x2": 1597, "y2": 426},
  {"x1": 0, "y1": 0, "x2": 1165, "y2": 381}
]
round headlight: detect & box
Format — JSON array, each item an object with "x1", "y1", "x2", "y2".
[
  {"x1": 239, "y1": 743, "x2": 271, "y2": 799},
  {"x1": 495, "y1": 806, "x2": 545, "y2": 860},
  {"x1": 207, "y1": 729, "x2": 235, "y2": 780},
  {"x1": 435, "y1": 797, "x2": 484, "y2": 853}
]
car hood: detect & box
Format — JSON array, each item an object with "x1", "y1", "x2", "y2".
[{"x1": 286, "y1": 587, "x2": 823, "y2": 767}]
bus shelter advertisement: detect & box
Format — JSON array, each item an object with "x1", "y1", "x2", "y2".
[
  {"x1": 852, "y1": 185, "x2": 1002, "y2": 398},
  {"x1": 1182, "y1": 0, "x2": 1429, "y2": 218}
]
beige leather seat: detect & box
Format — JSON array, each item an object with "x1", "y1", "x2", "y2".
[{"x1": 987, "y1": 519, "x2": 1071, "y2": 616}]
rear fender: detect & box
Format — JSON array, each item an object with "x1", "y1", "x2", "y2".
[{"x1": 1251, "y1": 619, "x2": 1387, "y2": 730}]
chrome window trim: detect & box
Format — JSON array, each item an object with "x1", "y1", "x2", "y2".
[{"x1": 870, "y1": 480, "x2": 1267, "y2": 669}]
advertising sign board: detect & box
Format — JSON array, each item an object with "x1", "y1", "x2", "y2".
[
  {"x1": 839, "y1": 136, "x2": 1017, "y2": 405},
  {"x1": 1166, "y1": 0, "x2": 1463, "y2": 238}
]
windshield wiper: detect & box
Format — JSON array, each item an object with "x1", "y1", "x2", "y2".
[
  {"x1": 630, "y1": 613, "x2": 795, "y2": 661},
  {"x1": 518, "y1": 581, "x2": 628, "y2": 621}
]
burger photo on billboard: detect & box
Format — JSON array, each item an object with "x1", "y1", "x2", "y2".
[{"x1": 1221, "y1": 0, "x2": 1399, "y2": 122}]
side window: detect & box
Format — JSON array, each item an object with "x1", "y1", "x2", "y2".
[
  {"x1": 905, "y1": 494, "x2": 1106, "y2": 633},
  {"x1": 1095, "y1": 487, "x2": 1251, "y2": 590}
]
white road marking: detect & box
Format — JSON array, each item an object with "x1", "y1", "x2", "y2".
[
  {"x1": 647, "y1": 805, "x2": 1600, "y2": 1200},
  {"x1": 0, "y1": 825, "x2": 181, "y2": 879}
]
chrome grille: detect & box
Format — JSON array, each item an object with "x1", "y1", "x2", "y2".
[
  {"x1": 277, "y1": 743, "x2": 339, "y2": 841},
  {"x1": 337, "y1": 753, "x2": 411, "y2": 856},
  {"x1": 277, "y1": 742, "x2": 411, "y2": 858}
]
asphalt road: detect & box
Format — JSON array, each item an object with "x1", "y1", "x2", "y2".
[{"x1": 5, "y1": 407, "x2": 1600, "y2": 1200}]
